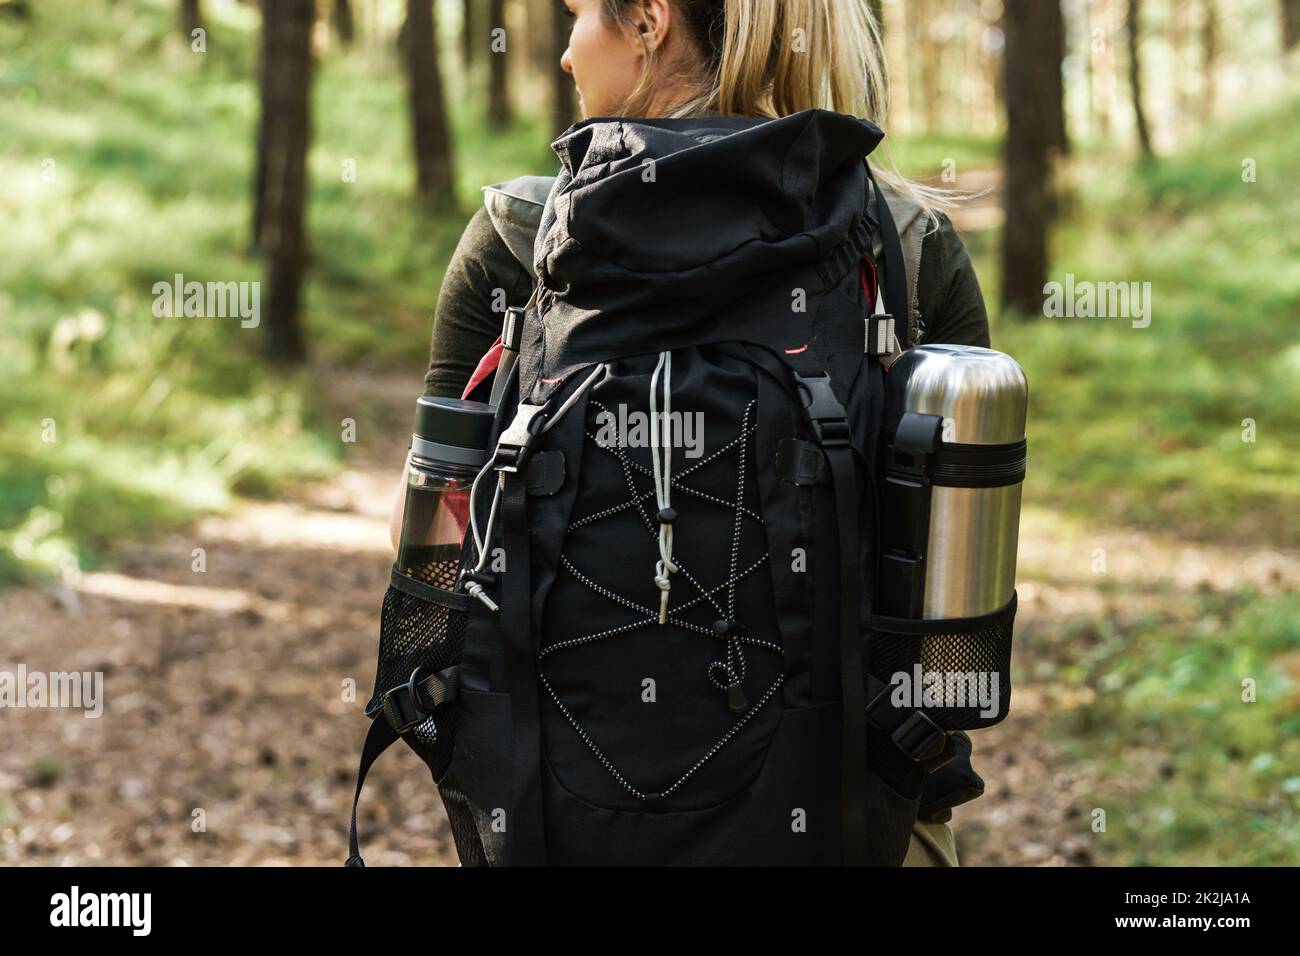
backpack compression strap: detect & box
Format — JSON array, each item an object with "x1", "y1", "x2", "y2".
[{"x1": 793, "y1": 371, "x2": 871, "y2": 866}]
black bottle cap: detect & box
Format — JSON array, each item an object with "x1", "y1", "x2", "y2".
[{"x1": 413, "y1": 396, "x2": 496, "y2": 452}]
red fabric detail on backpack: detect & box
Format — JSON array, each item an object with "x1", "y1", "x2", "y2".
[
  {"x1": 461, "y1": 335, "x2": 505, "y2": 400},
  {"x1": 859, "y1": 255, "x2": 879, "y2": 313},
  {"x1": 437, "y1": 336, "x2": 504, "y2": 546}
]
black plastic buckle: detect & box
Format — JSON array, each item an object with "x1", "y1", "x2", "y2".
[
  {"x1": 885, "y1": 411, "x2": 945, "y2": 485},
  {"x1": 493, "y1": 403, "x2": 549, "y2": 473},
  {"x1": 891, "y1": 710, "x2": 948, "y2": 763},
  {"x1": 381, "y1": 666, "x2": 431, "y2": 734},
  {"x1": 793, "y1": 373, "x2": 851, "y2": 448}
]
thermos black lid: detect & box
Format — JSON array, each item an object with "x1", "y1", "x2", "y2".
[{"x1": 413, "y1": 396, "x2": 496, "y2": 452}]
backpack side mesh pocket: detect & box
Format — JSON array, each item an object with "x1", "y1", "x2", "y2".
[
  {"x1": 863, "y1": 591, "x2": 1016, "y2": 733},
  {"x1": 366, "y1": 562, "x2": 468, "y2": 780},
  {"x1": 363, "y1": 547, "x2": 488, "y2": 865}
]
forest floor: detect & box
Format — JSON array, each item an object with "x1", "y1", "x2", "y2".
[{"x1": 3, "y1": 361, "x2": 1295, "y2": 867}]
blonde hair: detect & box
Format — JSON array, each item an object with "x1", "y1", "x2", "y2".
[{"x1": 603, "y1": 0, "x2": 954, "y2": 225}]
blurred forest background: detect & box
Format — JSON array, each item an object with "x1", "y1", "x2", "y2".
[{"x1": 1, "y1": 0, "x2": 1297, "y2": 866}]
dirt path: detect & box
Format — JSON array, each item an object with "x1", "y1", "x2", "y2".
[{"x1": 3, "y1": 364, "x2": 1295, "y2": 866}]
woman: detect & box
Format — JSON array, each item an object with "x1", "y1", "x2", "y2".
[{"x1": 396, "y1": 0, "x2": 992, "y2": 866}]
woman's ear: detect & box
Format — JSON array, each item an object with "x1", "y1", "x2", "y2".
[{"x1": 627, "y1": 0, "x2": 674, "y2": 55}]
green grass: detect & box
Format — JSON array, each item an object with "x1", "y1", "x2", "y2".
[
  {"x1": 1047, "y1": 589, "x2": 1300, "y2": 865},
  {"x1": 0, "y1": 0, "x2": 550, "y2": 582}
]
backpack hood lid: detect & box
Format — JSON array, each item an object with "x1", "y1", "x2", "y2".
[{"x1": 527, "y1": 109, "x2": 884, "y2": 386}]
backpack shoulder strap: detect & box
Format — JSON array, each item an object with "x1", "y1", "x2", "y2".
[{"x1": 871, "y1": 177, "x2": 930, "y2": 347}]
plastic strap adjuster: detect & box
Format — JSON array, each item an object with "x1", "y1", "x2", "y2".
[
  {"x1": 493, "y1": 403, "x2": 549, "y2": 472},
  {"x1": 865, "y1": 313, "x2": 896, "y2": 357},
  {"x1": 865, "y1": 680, "x2": 950, "y2": 765},
  {"x1": 501, "y1": 306, "x2": 525, "y2": 351},
  {"x1": 381, "y1": 671, "x2": 427, "y2": 734},
  {"x1": 381, "y1": 665, "x2": 461, "y2": 734},
  {"x1": 793, "y1": 372, "x2": 851, "y2": 448},
  {"x1": 891, "y1": 710, "x2": 948, "y2": 763}
]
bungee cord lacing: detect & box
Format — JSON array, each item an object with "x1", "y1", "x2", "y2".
[
  {"x1": 543, "y1": 387, "x2": 779, "y2": 801},
  {"x1": 649, "y1": 350, "x2": 678, "y2": 624}
]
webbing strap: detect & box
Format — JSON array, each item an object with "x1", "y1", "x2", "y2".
[
  {"x1": 864, "y1": 672, "x2": 958, "y2": 774},
  {"x1": 869, "y1": 166, "x2": 911, "y2": 341},
  {"x1": 824, "y1": 443, "x2": 871, "y2": 866},
  {"x1": 377, "y1": 664, "x2": 462, "y2": 731},
  {"x1": 792, "y1": 369, "x2": 871, "y2": 866},
  {"x1": 344, "y1": 715, "x2": 399, "y2": 867},
  {"x1": 501, "y1": 468, "x2": 548, "y2": 865}
]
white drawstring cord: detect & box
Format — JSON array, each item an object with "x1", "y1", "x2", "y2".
[
  {"x1": 462, "y1": 364, "x2": 608, "y2": 610},
  {"x1": 649, "y1": 350, "x2": 678, "y2": 624}
]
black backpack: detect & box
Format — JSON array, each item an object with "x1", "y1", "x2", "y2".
[{"x1": 348, "y1": 110, "x2": 1015, "y2": 866}]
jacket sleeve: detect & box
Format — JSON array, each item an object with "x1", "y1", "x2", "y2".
[
  {"x1": 915, "y1": 213, "x2": 991, "y2": 349},
  {"x1": 423, "y1": 206, "x2": 533, "y2": 399}
]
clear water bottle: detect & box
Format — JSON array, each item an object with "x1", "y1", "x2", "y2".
[{"x1": 396, "y1": 396, "x2": 496, "y2": 590}]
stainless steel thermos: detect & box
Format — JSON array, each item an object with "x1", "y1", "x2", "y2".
[
  {"x1": 876, "y1": 345, "x2": 1028, "y2": 619},
  {"x1": 396, "y1": 396, "x2": 496, "y2": 585}
]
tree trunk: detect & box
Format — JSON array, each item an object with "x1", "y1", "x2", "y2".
[
  {"x1": 1000, "y1": 0, "x2": 1059, "y2": 317},
  {"x1": 1046, "y1": 0, "x2": 1069, "y2": 155},
  {"x1": 403, "y1": 0, "x2": 456, "y2": 207},
  {"x1": 523, "y1": 0, "x2": 548, "y2": 86},
  {"x1": 885, "y1": 0, "x2": 912, "y2": 131},
  {"x1": 916, "y1": 0, "x2": 939, "y2": 133},
  {"x1": 180, "y1": 0, "x2": 200, "y2": 39},
  {"x1": 1089, "y1": 0, "x2": 1113, "y2": 138},
  {"x1": 462, "y1": 0, "x2": 477, "y2": 74},
  {"x1": 1127, "y1": 0, "x2": 1154, "y2": 159},
  {"x1": 550, "y1": 0, "x2": 575, "y2": 136},
  {"x1": 256, "y1": 0, "x2": 314, "y2": 364},
  {"x1": 1202, "y1": 0, "x2": 1218, "y2": 115},
  {"x1": 250, "y1": 8, "x2": 269, "y2": 250},
  {"x1": 331, "y1": 0, "x2": 354, "y2": 45},
  {"x1": 1169, "y1": 0, "x2": 1188, "y2": 138},
  {"x1": 1282, "y1": 0, "x2": 1300, "y2": 50},
  {"x1": 487, "y1": 0, "x2": 510, "y2": 129}
]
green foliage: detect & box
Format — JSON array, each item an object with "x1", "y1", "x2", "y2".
[
  {"x1": 1, "y1": 0, "x2": 1295, "y2": 587},
  {"x1": 980, "y1": 92, "x2": 1300, "y2": 546},
  {"x1": 1051, "y1": 591, "x2": 1300, "y2": 865},
  {"x1": 885, "y1": 131, "x2": 1002, "y2": 181},
  {"x1": 0, "y1": 0, "x2": 547, "y2": 582}
]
